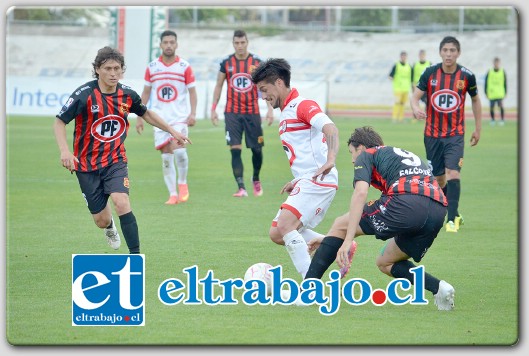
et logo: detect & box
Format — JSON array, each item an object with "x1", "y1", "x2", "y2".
[
  {"x1": 91, "y1": 115, "x2": 126, "y2": 142},
  {"x1": 431, "y1": 89, "x2": 461, "y2": 113},
  {"x1": 231, "y1": 73, "x2": 253, "y2": 93},
  {"x1": 72, "y1": 254, "x2": 145, "y2": 326}
]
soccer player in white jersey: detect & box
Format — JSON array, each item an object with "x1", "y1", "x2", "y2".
[
  {"x1": 251, "y1": 58, "x2": 340, "y2": 279},
  {"x1": 137, "y1": 30, "x2": 197, "y2": 205}
]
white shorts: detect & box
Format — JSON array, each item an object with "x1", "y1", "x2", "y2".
[
  {"x1": 154, "y1": 123, "x2": 188, "y2": 150},
  {"x1": 271, "y1": 178, "x2": 337, "y2": 230}
]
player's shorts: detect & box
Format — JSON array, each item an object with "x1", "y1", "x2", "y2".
[
  {"x1": 154, "y1": 123, "x2": 188, "y2": 150},
  {"x1": 224, "y1": 113, "x2": 264, "y2": 148},
  {"x1": 76, "y1": 161, "x2": 130, "y2": 214},
  {"x1": 359, "y1": 194, "x2": 446, "y2": 263},
  {"x1": 271, "y1": 178, "x2": 337, "y2": 230},
  {"x1": 424, "y1": 135, "x2": 464, "y2": 176}
]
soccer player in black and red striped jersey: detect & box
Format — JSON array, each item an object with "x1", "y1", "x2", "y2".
[
  {"x1": 305, "y1": 126, "x2": 455, "y2": 310},
  {"x1": 210, "y1": 29, "x2": 274, "y2": 197},
  {"x1": 411, "y1": 36, "x2": 482, "y2": 233},
  {"x1": 54, "y1": 46, "x2": 190, "y2": 254}
]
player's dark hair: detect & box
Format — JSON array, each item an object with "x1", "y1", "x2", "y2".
[
  {"x1": 439, "y1": 36, "x2": 460, "y2": 52},
  {"x1": 347, "y1": 126, "x2": 384, "y2": 149},
  {"x1": 92, "y1": 46, "x2": 126, "y2": 79},
  {"x1": 233, "y1": 29, "x2": 247, "y2": 40},
  {"x1": 160, "y1": 30, "x2": 177, "y2": 41},
  {"x1": 251, "y1": 58, "x2": 291, "y2": 88}
]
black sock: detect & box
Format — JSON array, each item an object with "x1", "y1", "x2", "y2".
[
  {"x1": 305, "y1": 236, "x2": 343, "y2": 279},
  {"x1": 119, "y1": 211, "x2": 140, "y2": 254},
  {"x1": 251, "y1": 147, "x2": 263, "y2": 182},
  {"x1": 446, "y1": 179, "x2": 461, "y2": 221},
  {"x1": 490, "y1": 109, "x2": 495, "y2": 121},
  {"x1": 441, "y1": 185, "x2": 447, "y2": 197},
  {"x1": 106, "y1": 219, "x2": 114, "y2": 229},
  {"x1": 500, "y1": 107, "x2": 505, "y2": 121},
  {"x1": 230, "y1": 148, "x2": 245, "y2": 189},
  {"x1": 390, "y1": 260, "x2": 441, "y2": 295}
]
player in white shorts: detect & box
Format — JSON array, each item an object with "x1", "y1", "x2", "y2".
[
  {"x1": 251, "y1": 58, "x2": 340, "y2": 279},
  {"x1": 137, "y1": 30, "x2": 197, "y2": 205}
]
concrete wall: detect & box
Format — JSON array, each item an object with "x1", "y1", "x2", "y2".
[{"x1": 7, "y1": 26, "x2": 518, "y2": 116}]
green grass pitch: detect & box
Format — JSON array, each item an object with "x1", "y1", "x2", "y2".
[{"x1": 6, "y1": 114, "x2": 518, "y2": 345}]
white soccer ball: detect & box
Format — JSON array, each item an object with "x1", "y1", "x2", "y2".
[{"x1": 244, "y1": 262, "x2": 273, "y2": 296}]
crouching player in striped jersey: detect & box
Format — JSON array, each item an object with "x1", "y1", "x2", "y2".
[{"x1": 306, "y1": 126, "x2": 456, "y2": 310}]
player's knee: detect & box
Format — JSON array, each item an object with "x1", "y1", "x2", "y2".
[
  {"x1": 94, "y1": 215, "x2": 111, "y2": 229},
  {"x1": 375, "y1": 256, "x2": 392, "y2": 276},
  {"x1": 269, "y1": 227, "x2": 284, "y2": 245}
]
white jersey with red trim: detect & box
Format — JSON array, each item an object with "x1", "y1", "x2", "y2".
[
  {"x1": 279, "y1": 88, "x2": 338, "y2": 186},
  {"x1": 144, "y1": 56, "x2": 196, "y2": 128}
]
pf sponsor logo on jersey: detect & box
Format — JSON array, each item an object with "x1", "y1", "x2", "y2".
[
  {"x1": 72, "y1": 254, "x2": 145, "y2": 326},
  {"x1": 431, "y1": 89, "x2": 461, "y2": 113},
  {"x1": 157, "y1": 84, "x2": 178, "y2": 102},
  {"x1": 91, "y1": 115, "x2": 127, "y2": 142},
  {"x1": 231, "y1": 73, "x2": 253, "y2": 93}
]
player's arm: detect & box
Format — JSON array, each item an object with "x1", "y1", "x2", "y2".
[
  {"x1": 265, "y1": 101, "x2": 274, "y2": 126},
  {"x1": 141, "y1": 109, "x2": 191, "y2": 145},
  {"x1": 53, "y1": 118, "x2": 78, "y2": 172},
  {"x1": 137, "y1": 85, "x2": 152, "y2": 134},
  {"x1": 312, "y1": 122, "x2": 339, "y2": 181},
  {"x1": 335, "y1": 180, "x2": 369, "y2": 268},
  {"x1": 210, "y1": 72, "x2": 226, "y2": 126},
  {"x1": 411, "y1": 87, "x2": 427, "y2": 120},
  {"x1": 187, "y1": 86, "x2": 197, "y2": 127},
  {"x1": 470, "y1": 94, "x2": 482, "y2": 147}
]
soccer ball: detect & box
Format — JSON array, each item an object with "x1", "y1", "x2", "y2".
[{"x1": 244, "y1": 262, "x2": 273, "y2": 296}]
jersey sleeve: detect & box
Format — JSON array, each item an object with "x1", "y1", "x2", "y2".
[
  {"x1": 353, "y1": 151, "x2": 373, "y2": 187},
  {"x1": 185, "y1": 65, "x2": 196, "y2": 88},
  {"x1": 417, "y1": 67, "x2": 432, "y2": 92},
  {"x1": 144, "y1": 66, "x2": 152, "y2": 87},
  {"x1": 219, "y1": 57, "x2": 228, "y2": 74},
  {"x1": 389, "y1": 64, "x2": 396, "y2": 78},
  {"x1": 467, "y1": 72, "x2": 478, "y2": 97},
  {"x1": 129, "y1": 90, "x2": 148, "y2": 116},
  {"x1": 56, "y1": 95, "x2": 82, "y2": 124}
]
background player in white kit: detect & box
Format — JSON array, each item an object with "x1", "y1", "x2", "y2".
[
  {"x1": 251, "y1": 58, "x2": 340, "y2": 279},
  {"x1": 137, "y1": 30, "x2": 197, "y2": 205}
]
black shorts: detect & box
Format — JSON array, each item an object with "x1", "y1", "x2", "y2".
[
  {"x1": 424, "y1": 135, "x2": 464, "y2": 177},
  {"x1": 75, "y1": 161, "x2": 129, "y2": 214},
  {"x1": 224, "y1": 113, "x2": 264, "y2": 148},
  {"x1": 359, "y1": 194, "x2": 446, "y2": 262},
  {"x1": 489, "y1": 99, "x2": 504, "y2": 108}
]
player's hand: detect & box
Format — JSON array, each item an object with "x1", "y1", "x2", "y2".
[
  {"x1": 336, "y1": 239, "x2": 355, "y2": 268},
  {"x1": 280, "y1": 181, "x2": 294, "y2": 194},
  {"x1": 412, "y1": 108, "x2": 427, "y2": 121},
  {"x1": 470, "y1": 131, "x2": 480, "y2": 146},
  {"x1": 60, "y1": 151, "x2": 79, "y2": 173},
  {"x1": 307, "y1": 237, "x2": 324, "y2": 256},
  {"x1": 211, "y1": 111, "x2": 219, "y2": 126},
  {"x1": 171, "y1": 129, "x2": 192, "y2": 146},
  {"x1": 265, "y1": 113, "x2": 274, "y2": 126},
  {"x1": 312, "y1": 162, "x2": 335, "y2": 181},
  {"x1": 136, "y1": 118, "x2": 144, "y2": 134},
  {"x1": 187, "y1": 113, "x2": 196, "y2": 127}
]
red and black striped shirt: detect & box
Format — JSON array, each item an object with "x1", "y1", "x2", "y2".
[
  {"x1": 219, "y1": 53, "x2": 264, "y2": 114},
  {"x1": 417, "y1": 63, "x2": 478, "y2": 138},
  {"x1": 56, "y1": 80, "x2": 147, "y2": 172},
  {"x1": 354, "y1": 146, "x2": 447, "y2": 205}
]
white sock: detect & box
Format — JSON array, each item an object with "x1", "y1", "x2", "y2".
[
  {"x1": 174, "y1": 148, "x2": 188, "y2": 185},
  {"x1": 161, "y1": 153, "x2": 177, "y2": 196},
  {"x1": 299, "y1": 228, "x2": 324, "y2": 243},
  {"x1": 283, "y1": 230, "x2": 311, "y2": 279}
]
